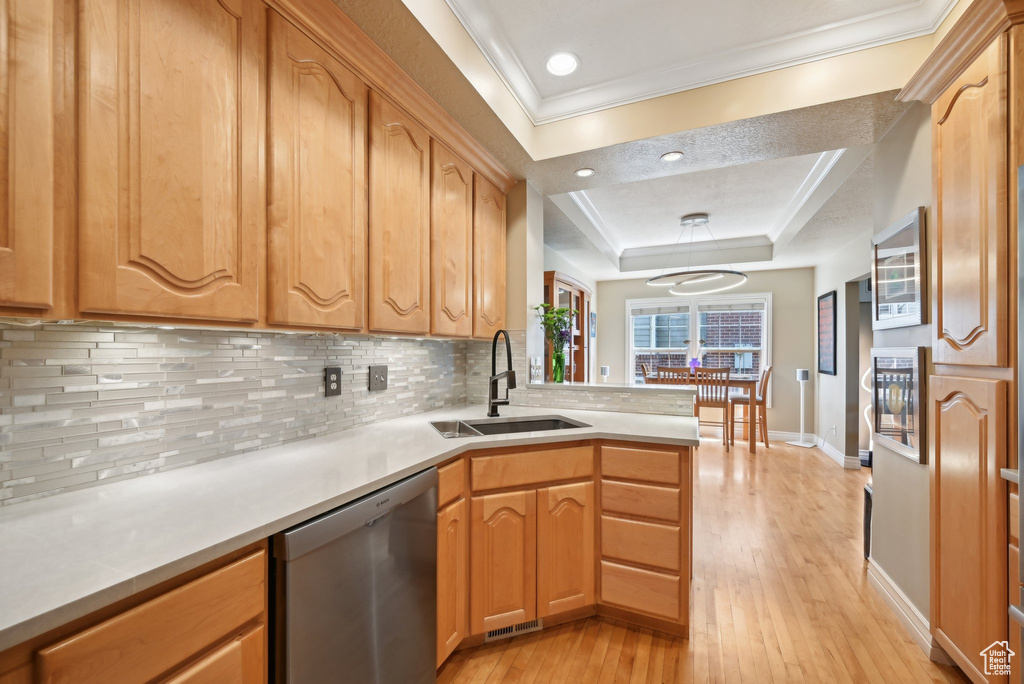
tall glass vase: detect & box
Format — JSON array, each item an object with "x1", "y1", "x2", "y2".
[{"x1": 552, "y1": 350, "x2": 566, "y2": 383}]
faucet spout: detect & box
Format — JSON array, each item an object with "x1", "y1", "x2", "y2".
[{"x1": 488, "y1": 330, "x2": 517, "y2": 416}]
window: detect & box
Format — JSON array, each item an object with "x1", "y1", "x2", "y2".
[
  {"x1": 625, "y1": 294, "x2": 772, "y2": 399},
  {"x1": 628, "y1": 303, "x2": 690, "y2": 381}
]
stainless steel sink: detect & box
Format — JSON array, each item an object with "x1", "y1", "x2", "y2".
[
  {"x1": 429, "y1": 415, "x2": 590, "y2": 439},
  {"x1": 429, "y1": 420, "x2": 483, "y2": 439}
]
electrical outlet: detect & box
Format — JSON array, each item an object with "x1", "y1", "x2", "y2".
[
  {"x1": 324, "y1": 367, "x2": 341, "y2": 397},
  {"x1": 369, "y1": 365, "x2": 388, "y2": 391}
]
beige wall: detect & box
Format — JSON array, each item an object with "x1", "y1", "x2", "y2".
[
  {"x1": 506, "y1": 181, "x2": 546, "y2": 359},
  {"x1": 867, "y1": 102, "x2": 933, "y2": 616},
  {"x1": 595, "y1": 268, "x2": 814, "y2": 433}
]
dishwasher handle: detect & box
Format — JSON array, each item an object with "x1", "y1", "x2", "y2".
[{"x1": 274, "y1": 467, "x2": 438, "y2": 562}]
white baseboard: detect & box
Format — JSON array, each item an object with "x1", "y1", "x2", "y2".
[
  {"x1": 866, "y1": 559, "x2": 955, "y2": 665},
  {"x1": 815, "y1": 436, "x2": 862, "y2": 469}
]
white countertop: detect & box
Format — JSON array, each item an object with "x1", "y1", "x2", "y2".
[
  {"x1": 526, "y1": 381, "x2": 699, "y2": 392},
  {"x1": 0, "y1": 404, "x2": 698, "y2": 652}
]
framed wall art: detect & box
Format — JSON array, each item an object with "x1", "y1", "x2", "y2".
[
  {"x1": 871, "y1": 207, "x2": 926, "y2": 330},
  {"x1": 817, "y1": 290, "x2": 837, "y2": 375},
  {"x1": 870, "y1": 346, "x2": 925, "y2": 463}
]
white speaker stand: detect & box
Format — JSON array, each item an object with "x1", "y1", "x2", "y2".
[{"x1": 786, "y1": 368, "x2": 816, "y2": 448}]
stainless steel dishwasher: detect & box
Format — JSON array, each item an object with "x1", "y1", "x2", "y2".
[{"x1": 273, "y1": 468, "x2": 437, "y2": 683}]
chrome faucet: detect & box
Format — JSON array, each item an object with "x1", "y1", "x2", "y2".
[{"x1": 487, "y1": 330, "x2": 517, "y2": 417}]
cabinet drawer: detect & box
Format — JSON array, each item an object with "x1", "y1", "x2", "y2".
[
  {"x1": 600, "y1": 560, "x2": 679, "y2": 621},
  {"x1": 601, "y1": 446, "x2": 679, "y2": 484},
  {"x1": 438, "y1": 459, "x2": 466, "y2": 507},
  {"x1": 601, "y1": 516, "x2": 680, "y2": 571},
  {"x1": 37, "y1": 550, "x2": 265, "y2": 684},
  {"x1": 601, "y1": 480, "x2": 680, "y2": 521},
  {"x1": 471, "y1": 446, "x2": 593, "y2": 491}
]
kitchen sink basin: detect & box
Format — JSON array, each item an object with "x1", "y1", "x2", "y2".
[{"x1": 429, "y1": 415, "x2": 590, "y2": 438}]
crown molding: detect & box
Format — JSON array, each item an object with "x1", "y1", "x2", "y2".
[
  {"x1": 445, "y1": 0, "x2": 955, "y2": 124},
  {"x1": 899, "y1": 0, "x2": 1024, "y2": 103}
]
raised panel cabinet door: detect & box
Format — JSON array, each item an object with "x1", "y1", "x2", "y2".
[
  {"x1": 930, "y1": 374, "x2": 1008, "y2": 682},
  {"x1": 436, "y1": 498, "x2": 467, "y2": 667},
  {"x1": 267, "y1": 12, "x2": 366, "y2": 329},
  {"x1": 470, "y1": 490, "x2": 536, "y2": 635},
  {"x1": 933, "y1": 36, "x2": 1008, "y2": 366},
  {"x1": 78, "y1": 0, "x2": 263, "y2": 322},
  {"x1": 473, "y1": 175, "x2": 506, "y2": 339},
  {"x1": 368, "y1": 91, "x2": 430, "y2": 334},
  {"x1": 163, "y1": 623, "x2": 265, "y2": 684},
  {"x1": 430, "y1": 140, "x2": 473, "y2": 337},
  {"x1": 537, "y1": 482, "x2": 594, "y2": 618},
  {"x1": 0, "y1": 0, "x2": 59, "y2": 310}
]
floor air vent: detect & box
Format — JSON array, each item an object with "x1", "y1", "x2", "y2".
[{"x1": 484, "y1": 619, "x2": 543, "y2": 642}]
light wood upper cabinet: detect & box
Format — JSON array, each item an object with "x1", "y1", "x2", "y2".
[
  {"x1": 473, "y1": 175, "x2": 506, "y2": 340},
  {"x1": 78, "y1": 0, "x2": 263, "y2": 322},
  {"x1": 437, "y1": 497, "x2": 468, "y2": 667},
  {"x1": 430, "y1": 141, "x2": 473, "y2": 337},
  {"x1": 0, "y1": 0, "x2": 59, "y2": 310},
  {"x1": 930, "y1": 374, "x2": 1008, "y2": 682},
  {"x1": 368, "y1": 91, "x2": 430, "y2": 334},
  {"x1": 537, "y1": 482, "x2": 594, "y2": 618},
  {"x1": 267, "y1": 12, "x2": 366, "y2": 330},
  {"x1": 933, "y1": 36, "x2": 1008, "y2": 367},
  {"x1": 470, "y1": 490, "x2": 537, "y2": 635}
]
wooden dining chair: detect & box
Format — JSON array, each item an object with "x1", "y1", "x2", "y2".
[
  {"x1": 694, "y1": 368, "x2": 732, "y2": 450},
  {"x1": 640, "y1": 363, "x2": 652, "y2": 383},
  {"x1": 656, "y1": 366, "x2": 689, "y2": 384},
  {"x1": 730, "y1": 365, "x2": 772, "y2": 448}
]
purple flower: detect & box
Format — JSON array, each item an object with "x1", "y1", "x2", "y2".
[{"x1": 688, "y1": 357, "x2": 701, "y2": 369}]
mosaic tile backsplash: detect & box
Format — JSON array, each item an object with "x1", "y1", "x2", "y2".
[
  {"x1": 0, "y1": 324, "x2": 466, "y2": 506},
  {"x1": 0, "y1": 325, "x2": 693, "y2": 506}
]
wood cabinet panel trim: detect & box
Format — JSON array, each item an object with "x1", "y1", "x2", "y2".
[{"x1": 470, "y1": 446, "x2": 594, "y2": 491}]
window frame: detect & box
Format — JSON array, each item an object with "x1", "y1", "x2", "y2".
[{"x1": 624, "y1": 293, "x2": 773, "y2": 406}]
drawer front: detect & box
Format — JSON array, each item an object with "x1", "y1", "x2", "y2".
[
  {"x1": 601, "y1": 516, "x2": 680, "y2": 571},
  {"x1": 37, "y1": 550, "x2": 265, "y2": 684},
  {"x1": 600, "y1": 560, "x2": 680, "y2": 621},
  {"x1": 438, "y1": 458, "x2": 466, "y2": 507},
  {"x1": 601, "y1": 446, "x2": 679, "y2": 485},
  {"x1": 600, "y1": 480, "x2": 680, "y2": 521},
  {"x1": 471, "y1": 446, "x2": 594, "y2": 491}
]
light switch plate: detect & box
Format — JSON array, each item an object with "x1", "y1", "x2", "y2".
[
  {"x1": 369, "y1": 365, "x2": 388, "y2": 391},
  {"x1": 324, "y1": 367, "x2": 341, "y2": 397}
]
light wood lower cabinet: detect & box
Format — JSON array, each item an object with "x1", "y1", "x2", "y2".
[
  {"x1": 437, "y1": 497, "x2": 468, "y2": 667},
  {"x1": 0, "y1": 545, "x2": 270, "y2": 684},
  {"x1": 470, "y1": 490, "x2": 537, "y2": 634},
  {"x1": 930, "y1": 374, "x2": 1008, "y2": 681},
  {"x1": 537, "y1": 482, "x2": 595, "y2": 618},
  {"x1": 164, "y1": 623, "x2": 265, "y2": 684},
  {"x1": 78, "y1": 0, "x2": 264, "y2": 322}
]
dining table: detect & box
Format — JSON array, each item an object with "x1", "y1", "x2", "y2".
[{"x1": 645, "y1": 372, "x2": 761, "y2": 453}]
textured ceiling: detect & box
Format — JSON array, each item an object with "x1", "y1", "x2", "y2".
[
  {"x1": 583, "y1": 154, "x2": 822, "y2": 249},
  {"x1": 528, "y1": 91, "x2": 910, "y2": 196}
]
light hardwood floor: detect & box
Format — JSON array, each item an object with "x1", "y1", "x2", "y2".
[{"x1": 437, "y1": 439, "x2": 968, "y2": 683}]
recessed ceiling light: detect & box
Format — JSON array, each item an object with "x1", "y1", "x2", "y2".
[
  {"x1": 660, "y1": 151, "x2": 683, "y2": 162},
  {"x1": 575, "y1": 167, "x2": 595, "y2": 178},
  {"x1": 546, "y1": 52, "x2": 579, "y2": 76}
]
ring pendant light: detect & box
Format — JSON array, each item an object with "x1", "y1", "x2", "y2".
[{"x1": 645, "y1": 213, "x2": 748, "y2": 295}]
